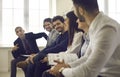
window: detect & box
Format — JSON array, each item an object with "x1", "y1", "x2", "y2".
[
  {"x1": 1, "y1": 0, "x2": 56, "y2": 47},
  {"x1": 108, "y1": 0, "x2": 120, "y2": 22},
  {"x1": 29, "y1": 0, "x2": 50, "y2": 46},
  {"x1": 2, "y1": 0, "x2": 24, "y2": 47},
  {"x1": 98, "y1": 0, "x2": 105, "y2": 12},
  {"x1": 29, "y1": 0, "x2": 49, "y2": 32},
  {"x1": 1, "y1": 0, "x2": 120, "y2": 47},
  {"x1": 98, "y1": 0, "x2": 120, "y2": 23}
]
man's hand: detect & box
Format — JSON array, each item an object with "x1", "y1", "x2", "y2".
[
  {"x1": 40, "y1": 57, "x2": 48, "y2": 63},
  {"x1": 12, "y1": 44, "x2": 19, "y2": 52},
  {"x1": 29, "y1": 54, "x2": 36, "y2": 64},
  {"x1": 48, "y1": 60, "x2": 70, "y2": 77},
  {"x1": 25, "y1": 57, "x2": 29, "y2": 63}
]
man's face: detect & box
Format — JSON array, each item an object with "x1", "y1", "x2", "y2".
[
  {"x1": 53, "y1": 20, "x2": 64, "y2": 32},
  {"x1": 15, "y1": 28, "x2": 25, "y2": 38},
  {"x1": 44, "y1": 22, "x2": 53, "y2": 32}
]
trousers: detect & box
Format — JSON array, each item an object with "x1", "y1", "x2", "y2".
[{"x1": 10, "y1": 56, "x2": 27, "y2": 77}]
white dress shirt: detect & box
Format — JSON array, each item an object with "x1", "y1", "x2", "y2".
[
  {"x1": 80, "y1": 33, "x2": 89, "y2": 56},
  {"x1": 62, "y1": 12, "x2": 120, "y2": 77}
]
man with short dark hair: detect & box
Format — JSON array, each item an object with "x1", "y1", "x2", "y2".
[
  {"x1": 16, "y1": 18, "x2": 60, "y2": 77},
  {"x1": 26, "y1": 16, "x2": 69, "y2": 77},
  {"x1": 43, "y1": 18, "x2": 60, "y2": 47}
]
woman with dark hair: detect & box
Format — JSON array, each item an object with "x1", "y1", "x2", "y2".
[
  {"x1": 41, "y1": 11, "x2": 84, "y2": 63},
  {"x1": 41, "y1": 11, "x2": 88, "y2": 77},
  {"x1": 36, "y1": 11, "x2": 84, "y2": 77},
  {"x1": 64, "y1": 11, "x2": 84, "y2": 53}
]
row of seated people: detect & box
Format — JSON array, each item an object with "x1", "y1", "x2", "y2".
[
  {"x1": 11, "y1": 0, "x2": 120, "y2": 77},
  {"x1": 10, "y1": 11, "x2": 87, "y2": 77}
]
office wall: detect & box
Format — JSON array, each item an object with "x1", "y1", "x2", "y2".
[
  {"x1": 0, "y1": 47, "x2": 11, "y2": 72},
  {"x1": 0, "y1": 47, "x2": 44, "y2": 72},
  {"x1": 56, "y1": 0, "x2": 73, "y2": 16}
]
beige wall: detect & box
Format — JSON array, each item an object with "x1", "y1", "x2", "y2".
[
  {"x1": 56, "y1": 0, "x2": 73, "y2": 16},
  {"x1": 0, "y1": 47, "x2": 44, "y2": 72},
  {"x1": 0, "y1": 47, "x2": 11, "y2": 72}
]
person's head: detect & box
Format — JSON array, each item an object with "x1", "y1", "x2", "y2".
[
  {"x1": 15, "y1": 26, "x2": 25, "y2": 38},
  {"x1": 65, "y1": 11, "x2": 83, "y2": 46},
  {"x1": 72, "y1": 0, "x2": 99, "y2": 25},
  {"x1": 43, "y1": 18, "x2": 53, "y2": 32},
  {"x1": 52, "y1": 16, "x2": 65, "y2": 33},
  {"x1": 76, "y1": 19, "x2": 88, "y2": 33}
]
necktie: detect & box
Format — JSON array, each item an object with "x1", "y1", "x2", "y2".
[{"x1": 23, "y1": 39, "x2": 31, "y2": 54}]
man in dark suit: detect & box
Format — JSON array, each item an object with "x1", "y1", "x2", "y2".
[
  {"x1": 26, "y1": 16, "x2": 69, "y2": 77},
  {"x1": 11, "y1": 26, "x2": 47, "y2": 77}
]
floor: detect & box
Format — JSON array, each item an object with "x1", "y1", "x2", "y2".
[{"x1": 0, "y1": 69, "x2": 24, "y2": 77}]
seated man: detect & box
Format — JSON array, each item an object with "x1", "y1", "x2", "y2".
[
  {"x1": 42, "y1": 16, "x2": 89, "y2": 77},
  {"x1": 16, "y1": 18, "x2": 60, "y2": 68},
  {"x1": 39, "y1": 11, "x2": 85, "y2": 66},
  {"x1": 11, "y1": 26, "x2": 47, "y2": 77},
  {"x1": 26, "y1": 16, "x2": 69, "y2": 77},
  {"x1": 43, "y1": 18, "x2": 60, "y2": 48}
]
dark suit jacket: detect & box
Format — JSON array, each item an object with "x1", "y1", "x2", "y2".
[
  {"x1": 42, "y1": 31, "x2": 69, "y2": 54},
  {"x1": 12, "y1": 32, "x2": 48, "y2": 58},
  {"x1": 33, "y1": 31, "x2": 69, "y2": 62}
]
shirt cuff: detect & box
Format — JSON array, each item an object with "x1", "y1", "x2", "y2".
[{"x1": 62, "y1": 68, "x2": 73, "y2": 77}]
